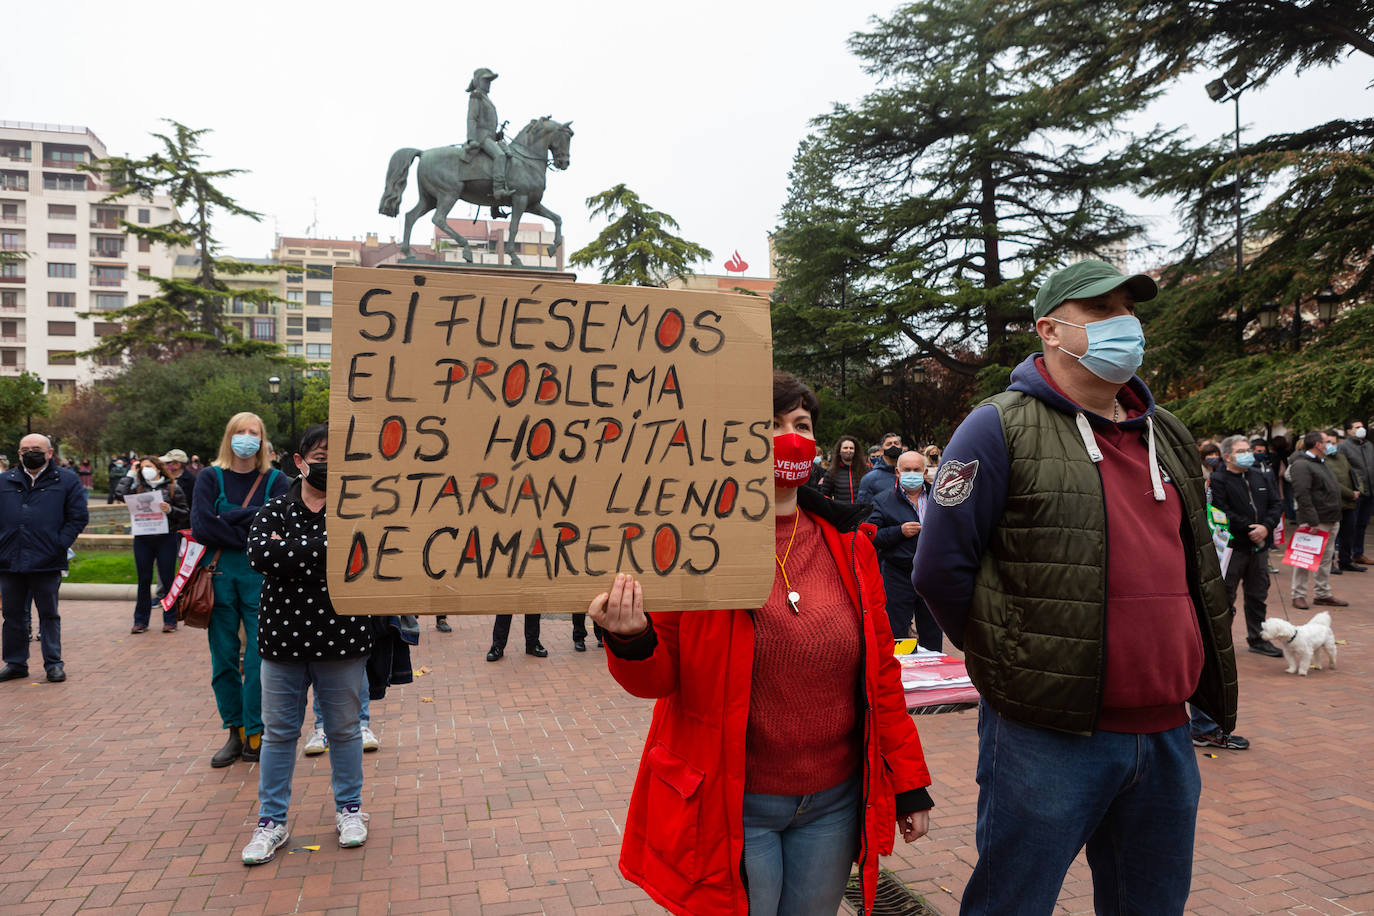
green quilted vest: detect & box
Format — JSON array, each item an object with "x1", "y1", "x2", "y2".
[{"x1": 965, "y1": 391, "x2": 1237, "y2": 736}]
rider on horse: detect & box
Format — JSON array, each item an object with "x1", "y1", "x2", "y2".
[{"x1": 466, "y1": 68, "x2": 515, "y2": 201}]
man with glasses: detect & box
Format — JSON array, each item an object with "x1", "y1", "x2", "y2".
[{"x1": 0, "y1": 434, "x2": 89, "y2": 683}]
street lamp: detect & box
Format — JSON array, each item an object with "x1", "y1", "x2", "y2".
[
  {"x1": 1256, "y1": 301, "x2": 1279, "y2": 330},
  {"x1": 267, "y1": 373, "x2": 297, "y2": 456},
  {"x1": 1207, "y1": 66, "x2": 1252, "y2": 345},
  {"x1": 1315, "y1": 288, "x2": 1340, "y2": 323}
]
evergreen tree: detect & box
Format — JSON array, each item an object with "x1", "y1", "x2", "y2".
[
  {"x1": 81, "y1": 120, "x2": 281, "y2": 360},
  {"x1": 774, "y1": 0, "x2": 1178, "y2": 380},
  {"x1": 569, "y1": 184, "x2": 712, "y2": 286}
]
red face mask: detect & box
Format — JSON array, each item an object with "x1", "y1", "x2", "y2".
[{"x1": 774, "y1": 433, "x2": 815, "y2": 488}]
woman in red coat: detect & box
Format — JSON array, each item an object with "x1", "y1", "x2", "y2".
[{"x1": 588, "y1": 372, "x2": 934, "y2": 916}]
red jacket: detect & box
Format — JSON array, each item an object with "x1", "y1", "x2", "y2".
[{"x1": 605, "y1": 492, "x2": 933, "y2": 916}]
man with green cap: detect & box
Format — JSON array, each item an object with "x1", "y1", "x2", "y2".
[{"x1": 913, "y1": 259, "x2": 1238, "y2": 914}]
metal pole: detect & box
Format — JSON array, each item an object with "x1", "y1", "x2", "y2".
[
  {"x1": 1234, "y1": 93, "x2": 1243, "y2": 278},
  {"x1": 289, "y1": 373, "x2": 297, "y2": 454}
]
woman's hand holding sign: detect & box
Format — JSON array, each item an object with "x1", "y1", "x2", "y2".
[{"x1": 588, "y1": 573, "x2": 648, "y2": 637}]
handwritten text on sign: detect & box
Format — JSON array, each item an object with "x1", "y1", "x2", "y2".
[{"x1": 326, "y1": 267, "x2": 775, "y2": 615}]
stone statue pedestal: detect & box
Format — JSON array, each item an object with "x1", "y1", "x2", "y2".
[{"x1": 380, "y1": 260, "x2": 575, "y2": 283}]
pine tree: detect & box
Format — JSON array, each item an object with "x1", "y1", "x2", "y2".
[
  {"x1": 569, "y1": 184, "x2": 712, "y2": 286},
  {"x1": 81, "y1": 120, "x2": 281, "y2": 360},
  {"x1": 774, "y1": 0, "x2": 1179, "y2": 380}
]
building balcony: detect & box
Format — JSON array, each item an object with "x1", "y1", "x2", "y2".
[
  {"x1": 0, "y1": 216, "x2": 23, "y2": 225},
  {"x1": 0, "y1": 275, "x2": 23, "y2": 284},
  {"x1": 42, "y1": 158, "x2": 85, "y2": 169},
  {"x1": 0, "y1": 334, "x2": 25, "y2": 344},
  {"x1": 0, "y1": 242, "x2": 23, "y2": 251},
  {"x1": 91, "y1": 278, "x2": 124, "y2": 287},
  {"x1": 89, "y1": 219, "x2": 123, "y2": 230},
  {"x1": 0, "y1": 302, "x2": 22, "y2": 313},
  {"x1": 91, "y1": 247, "x2": 125, "y2": 259}
]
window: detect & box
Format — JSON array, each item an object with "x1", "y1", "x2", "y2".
[
  {"x1": 306, "y1": 317, "x2": 331, "y2": 333},
  {"x1": 138, "y1": 237, "x2": 150, "y2": 252},
  {"x1": 48, "y1": 292, "x2": 75, "y2": 308},
  {"x1": 49, "y1": 233, "x2": 76, "y2": 249},
  {"x1": 310, "y1": 249, "x2": 327, "y2": 256},
  {"x1": 94, "y1": 293, "x2": 125, "y2": 311},
  {"x1": 306, "y1": 343, "x2": 331, "y2": 360},
  {"x1": 1, "y1": 350, "x2": 16, "y2": 367},
  {"x1": 332, "y1": 250, "x2": 351, "y2": 257},
  {"x1": 92, "y1": 236, "x2": 123, "y2": 257},
  {"x1": 48, "y1": 263, "x2": 77, "y2": 278},
  {"x1": 43, "y1": 173, "x2": 87, "y2": 191},
  {"x1": 1, "y1": 263, "x2": 23, "y2": 279},
  {"x1": 305, "y1": 263, "x2": 332, "y2": 280},
  {"x1": 48, "y1": 321, "x2": 76, "y2": 336},
  {"x1": 47, "y1": 379, "x2": 72, "y2": 393},
  {"x1": 2, "y1": 202, "x2": 20, "y2": 221},
  {"x1": 44, "y1": 149, "x2": 85, "y2": 166},
  {"x1": 0, "y1": 291, "x2": 16, "y2": 308},
  {"x1": 47, "y1": 204, "x2": 76, "y2": 220},
  {"x1": 286, "y1": 316, "x2": 303, "y2": 331},
  {"x1": 137, "y1": 208, "x2": 150, "y2": 224},
  {"x1": 287, "y1": 248, "x2": 305, "y2": 255},
  {"x1": 138, "y1": 295, "x2": 149, "y2": 302},
  {"x1": 252, "y1": 318, "x2": 275, "y2": 341},
  {"x1": 48, "y1": 351, "x2": 77, "y2": 366},
  {"x1": 0, "y1": 141, "x2": 31, "y2": 160},
  {"x1": 306, "y1": 290, "x2": 333, "y2": 307},
  {"x1": 286, "y1": 342, "x2": 302, "y2": 356},
  {"x1": 0, "y1": 171, "x2": 28, "y2": 191},
  {"x1": 1, "y1": 231, "x2": 21, "y2": 250},
  {"x1": 94, "y1": 321, "x2": 120, "y2": 337},
  {"x1": 92, "y1": 207, "x2": 124, "y2": 228},
  {"x1": 97, "y1": 355, "x2": 122, "y2": 367},
  {"x1": 230, "y1": 297, "x2": 246, "y2": 315},
  {"x1": 136, "y1": 266, "x2": 150, "y2": 279},
  {"x1": 93, "y1": 265, "x2": 125, "y2": 285},
  {"x1": 1, "y1": 320, "x2": 18, "y2": 339}
]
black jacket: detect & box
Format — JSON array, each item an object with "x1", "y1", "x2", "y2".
[
  {"x1": 0, "y1": 463, "x2": 89, "y2": 573},
  {"x1": 1209, "y1": 466, "x2": 1282, "y2": 551},
  {"x1": 114, "y1": 474, "x2": 190, "y2": 533},
  {"x1": 1289, "y1": 451, "x2": 1342, "y2": 526},
  {"x1": 819, "y1": 462, "x2": 863, "y2": 502},
  {"x1": 866, "y1": 483, "x2": 925, "y2": 567}
]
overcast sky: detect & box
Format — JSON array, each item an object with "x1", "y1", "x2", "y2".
[{"x1": 7, "y1": 0, "x2": 1371, "y2": 277}]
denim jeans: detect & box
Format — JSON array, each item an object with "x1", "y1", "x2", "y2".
[
  {"x1": 0, "y1": 572, "x2": 61, "y2": 669},
  {"x1": 1188, "y1": 705, "x2": 1218, "y2": 736},
  {"x1": 312, "y1": 667, "x2": 370, "y2": 730},
  {"x1": 259, "y1": 657, "x2": 366, "y2": 823},
  {"x1": 133, "y1": 533, "x2": 179, "y2": 629},
  {"x1": 961, "y1": 702, "x2": 1200, "y2": 916},
  {"x1": 741, "y1": 774, "x2": 860, "y2": 916}
]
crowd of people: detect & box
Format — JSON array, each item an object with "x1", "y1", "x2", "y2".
[{"x1": 0, "y1": 257, "x2": 1367, "y2": 914}]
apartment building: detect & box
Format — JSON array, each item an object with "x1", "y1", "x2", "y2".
[
  {"x1": 271, "y1": 236, "x2": 363, "y2": 366},
  {"x1": 0, "y1": 122, "x2": 175, "y2": 392},
  {"x1": 171, "y1": 255, "x2": 284, "y2": 347}
]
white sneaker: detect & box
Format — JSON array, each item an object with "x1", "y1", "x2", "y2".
[
  {"x1": 242, "y1": 818, "x2": 290, "y2": 865},
  {"x1": 360, "y1": 725, "x2": 380, "y2": 752},
  {"x1": 336, "y1": 805, "x2": 369, "y2": 848},
  {"x1": 303, "y1": 728, "x2": 327, "y2": 756}
]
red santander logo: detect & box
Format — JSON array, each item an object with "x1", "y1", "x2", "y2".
[{"x1": 724, "y1": 250, "x2": 749, "y2": 273}]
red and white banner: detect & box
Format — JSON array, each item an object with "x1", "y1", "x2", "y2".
[
  {"x1": 160, "y1": 533, "x2": 207, "y2": 613},
  {"x1": 1281, "y1": 528, "x2": 1328, "y2": 571}
]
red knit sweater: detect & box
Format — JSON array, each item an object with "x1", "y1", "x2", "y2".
[{"x1": 745, "y1": 510, "x2": 863, "y2": 794}]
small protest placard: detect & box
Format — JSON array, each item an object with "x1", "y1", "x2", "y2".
[
  {"x1": 326, "y1": 266, "x2": 775, "y2": 615},
  {"x1": 124, "y1": 491, "x2": 169, "y2": 537},
  {"x1": 1282, "y1": 528, "x2": 1329, "y2": 571},
  {"x1": 160, "y1": 534, "x2": 206, "y2": 613}
]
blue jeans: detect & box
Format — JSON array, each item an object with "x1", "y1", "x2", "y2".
[
  {"x1": 259, "y1": 657, "x2": 366, "y2": 823},
  {"x1": 1, "y1": 572, "x2": 62, "y2": 669},
  {"x1": 312, "y1": 667, "x2": 370, "y2": 729},
  {"x1": 1188, "y1": 705, "x2": 1218, "y2": 737},
  {"x1": 133, "y1": 533, "x2": 179, "y2": 629},
  {"x1": 962, "y1": 702, "x2": 1200, "y2": 916},
  {"x1": 741, "y1": 774, "x2": 860, "y2": 916}
]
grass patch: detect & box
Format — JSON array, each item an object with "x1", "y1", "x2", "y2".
[{"x1": 67, "y1": 551, "x2": 138, "y2": 584}]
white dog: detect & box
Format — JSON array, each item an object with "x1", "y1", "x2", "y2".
[{"x1": 1260, "y1": 611, "x2": 1338, "y2": 676}]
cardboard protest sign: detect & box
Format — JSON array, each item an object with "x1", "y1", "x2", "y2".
[
  {"x1": 1282, "y1": 528, "x2": 1329, "y2": 571},
  {"x1": 326, "y1": 266, "x2": 775, "y2": 615}
]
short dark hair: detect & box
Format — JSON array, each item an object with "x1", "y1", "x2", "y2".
[
  {"x1": 773, "y1": 371, "x2": 819, "y2": 423},
  {"x1": 881, "y1": 431, "x2": 900, "y2": 443},
  {"x1": 1345, "y1": 418, "x2": 1364, "y2": 432},
  {"x1": 1250, "y1": 437, "x2": 1268, "y2": 450},
  {"x1": 296, "y1": 422, "x2": 329, "y2": 457},
  {"x1": 1199, "y1": 442, "x2": 1221, "y2": 458},
  {"x1": 1302, "y1": 430, "x2": 1324, "y2": 451},
  {"x1": 1325, "y1": 428, "x2": 1341, "y2": 439}
]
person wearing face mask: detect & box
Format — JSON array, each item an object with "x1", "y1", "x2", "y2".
[
  {"x1": 586, "y1": 371, "x2": 933, "y2": 916},
  {"x1": 192, "y1": 412, "x2": 289, "y2": 767},
  {"x1": 242, "y1": 423, "x2": 374, "y2": 864},
  {"x1": 1287, "y1": 430, "x2": 1346, "y2": 609},
  {"x1": 856, "y1": 431, "x2": 904, "y2": 506},
  {"x1": 1338, "y1": 418, "x2": 1373, "y2": 566},
  {"x1": 0, "y1": 434, "x2": 89, "y2": 684},
  {"x1": 1206, "y1": 437, "x2": 1283, "y2": 659},
  {"x1": 913, "y1": 259, "x2": 1238, "y2": 915},
  {"x1": 866, "y1": 450, "x2": 942, "y2": 649},
  {"x1": 115, "y1": 455, "x2": 189, "y2": 634},
  {"x1": 1321, "y1": 428, "x2": 1365, "y2": 575},
  {"x1": 819, "y1": 435, "x2": 862, "y2": 502}
]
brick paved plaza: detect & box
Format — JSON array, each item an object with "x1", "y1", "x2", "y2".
[{"x1": 1, "y1": 568, "x2": 1371, "y2": 915}]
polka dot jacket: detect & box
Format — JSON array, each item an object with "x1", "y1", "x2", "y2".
[{"x1": 247, "y1": 480, "x2": 373, "y2": 662}]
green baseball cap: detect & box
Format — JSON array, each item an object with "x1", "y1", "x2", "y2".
[{"x1": 1033, "y1": 259, "x2": 1158, "y2": 320}]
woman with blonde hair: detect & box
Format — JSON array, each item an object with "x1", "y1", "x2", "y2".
[{"x1": 191, "y1": 412, "x2": 289, "y2": 768}]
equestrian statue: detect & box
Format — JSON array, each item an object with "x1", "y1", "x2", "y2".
[{"x1": 378, "y1": 67, "x2": 574, "y2": 267}]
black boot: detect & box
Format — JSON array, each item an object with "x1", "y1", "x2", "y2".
[{"x1": 211, "y1": 730, "x2": 244, "y2": 768}]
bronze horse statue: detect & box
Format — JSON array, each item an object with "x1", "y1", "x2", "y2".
[{"x1": 378, "y1": 116, "x2": 574, "y2": 266}]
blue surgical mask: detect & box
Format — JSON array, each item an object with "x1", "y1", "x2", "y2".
[
  {"x1": 899, "y1": 471, "x2": 924, "y2": 490},
  {"x1": 1325, "y1": 443, "x2": 1338, "y2": 456},
  {"x1": 231, "y1": 434, "x2": 261, "y2": 458},
  {"x1": 1051, "y1": 314, "x2": 1146, "y2": 384},
  {"x1": 1234, "y1": 452, "x2": 1255, "y2": 468}
]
